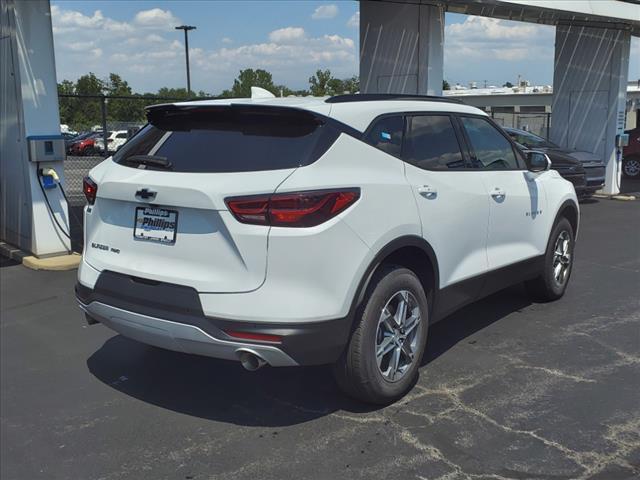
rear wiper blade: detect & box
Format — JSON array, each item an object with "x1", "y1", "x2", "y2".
[{"x1": 122, "y1": 155, "x2": 173, "y2": 170}]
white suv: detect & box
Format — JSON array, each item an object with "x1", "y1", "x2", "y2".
[
  {"x1": 95, "y1": 130, "x2": 129, "y2": 153},
  {"x1": 76, "y1": 94, "x2": 579, "y2": 404}
]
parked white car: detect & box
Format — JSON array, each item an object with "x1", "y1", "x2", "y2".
[
  {"x1": 77, "y1": 94, "x2": 579, "y2": 404},
  {"x1": 94, "y1": 130, "x2": 128, "y2": 153}
]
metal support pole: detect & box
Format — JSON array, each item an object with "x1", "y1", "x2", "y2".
[
  {"x1": 101, "y1": 96, "x2": 108, "y2": 157},
  {"x1": 184, "y1": 29, "x2": 191, "y2": 95},
  {"x1": 175, "y1": 25, "x2": 196, "y2": 96},
  {"x1": 546, "y1": 112, "x2": 551, "y2": 140}
]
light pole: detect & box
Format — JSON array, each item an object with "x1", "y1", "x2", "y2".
[{"x1": 175, "y1": 25, "x2": 196, "y2": 95}]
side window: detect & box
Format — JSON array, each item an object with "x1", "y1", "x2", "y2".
[
  {"x1": 116, "y1": 133, "x2": 128, "y2": 139},
  {"x1": 461, "y1": 116, "x2": 520, "y2": 170},
  {"x1": 403, "y1": 115, "x2": 466, "y2": 170},
  {"x1": 364, "y1": 115, "x2": 404, "y2": 157}
]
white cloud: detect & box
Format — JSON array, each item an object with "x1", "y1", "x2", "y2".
[
  {"x1": 312, "y1": 4, "x2": 338, "y2": 20},
  {"x1": 145, "y1": 34, "x2": 164, "y2": 43},
  {"x1": 65, "y1": 41, "x2": 96, "y2": 52},
  {"x1": 133, "y1": 8, "x2": 180, "y2": 29},
  {"x1": 445, "y1": 16, "x2": 552, "y2": 64},
  {"x1": 51, "y1": 5, "x2": 357, "y2": 94},
  {"x1": 347, "y1": 12, "x2": 359, "y2": 28},
  {"x1": 268, "y1": 27, "x2": 305, "y2": 44},
  {"x1": 195, "y1": 32, "x2": 356, "y2": 75}
]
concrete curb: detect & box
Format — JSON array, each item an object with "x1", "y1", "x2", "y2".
[
  {"x1": 0, "y1": 241, "x2": 80, "y2": 271},
  {"x1": 22, "y1": 253, "x2": 81, "y2": 271}
]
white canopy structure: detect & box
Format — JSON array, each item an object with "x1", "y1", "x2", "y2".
[{"x1": 360, "y1": 0, "x2": 640, "y2": 194}]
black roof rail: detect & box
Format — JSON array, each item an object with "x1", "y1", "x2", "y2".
[{"x1": 325, "y1": 93, "x2": 464, "y2": 104}]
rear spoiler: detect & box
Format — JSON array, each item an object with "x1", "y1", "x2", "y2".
[{"x1": 145, "y1": 103, "x2": 362, "y2": 138}]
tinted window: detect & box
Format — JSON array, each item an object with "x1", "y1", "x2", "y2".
[
  {"x1": 114, "y1": 106, "x2": 340, "y2": 173},
  {"x1": 506, "y1": 129, "x2": 554, "y2": 149},
  {"x1": 116, "y1": 132, "x2": 128, "y2": 139},
  {"x1": 364, "y1": 115, "x2": 404, "y2": 157},
  {"x1": 404, "y1": 115, "x2": 465, "y2": 170},
  {"x1": 461, "y1": 117, "x2": 520, "y2": 170}
]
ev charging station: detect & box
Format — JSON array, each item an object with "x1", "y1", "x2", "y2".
[{"x1": 1, "y1": 0, "x2": 71, "y2": 257}]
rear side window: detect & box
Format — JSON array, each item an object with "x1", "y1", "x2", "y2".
[
  {"x1": 403, "y1": 115, "x2": 466, "y2": 170},
  {"x1": 114, "y1": 106, "x2": 340, "y2": 173},
  {"x1": 460, "y1": 116, "x2": 520, "y2": 170},
  {"x1": 363, "y1": 115, "x2": 404, "y2": 158}
]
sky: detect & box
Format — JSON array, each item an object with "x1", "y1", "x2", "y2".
[{"x1": 50, "y1": 1, "x2": 640, "y2": 94}]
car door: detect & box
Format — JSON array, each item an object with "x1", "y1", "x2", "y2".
[
  {"x1": 458, "y1": 115, "x2": 548, "y2": 273},
  {"x1": 398, "y1": 114, "x2": 490, "y2": 312}
]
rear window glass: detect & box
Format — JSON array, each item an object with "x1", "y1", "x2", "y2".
[{"x1": 113, "y1": 106, "x2": 340, "y2": 173}]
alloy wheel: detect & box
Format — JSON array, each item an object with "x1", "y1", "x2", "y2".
[
  {"x1": 624, "y1": 158, "x2": 640, "y2": 177},
  {"x1": 552, "y1": 230, "x2": 572, "y2": 286},
  {"x1": 375, "y1": 290, "x2": 422, "y2": 382}
]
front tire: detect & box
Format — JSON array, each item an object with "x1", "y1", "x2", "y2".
[
  {"x1": 525, "y1": 217, "x2": 574, "y2": 302},
  {"x1": 334, "y1": 265, "x2": 429, "y2": 404}
]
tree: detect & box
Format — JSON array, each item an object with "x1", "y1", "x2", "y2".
[
  {"x1": 156, "y1": 87, "x2": 191, "y2": 100},
  {"x1": 221, "y1": 69, "x2": 277, "y2": 98},
  {"x1": 342, "y1": 76, "x2": 359, "y2": 94},
  {"x1": 503, "y1": 81, "x2": 514, "y2": 88},
  {"x1": 105, "y1": 73, "x2": 140, "y2": 122},
  {"x1": 57, "y1": 80, "x2": 76, "y2": 127},
  {"x1": 309, "y1": 70, "x2": 359, "y2": 96},
  {"x1": 309, "y1": 69, "x2": 333, "y2": 96},
  {"x1": 67, "y1": 73, "x2": 104, "y2": 131},
  {"x1": 442, "y1": 80, "x2": 450, "y2": 91}
]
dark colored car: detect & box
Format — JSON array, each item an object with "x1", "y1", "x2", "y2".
[
  {"x1": 622, "y1": 126, "x2": 640, "y2": 178},
  {"x1": 504, "y1": 127, "x2": 605, "y2": 198}
]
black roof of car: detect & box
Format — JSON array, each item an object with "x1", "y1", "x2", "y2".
[{"x1": 325, "y1": 93, "x2": 463, "y2": 105}]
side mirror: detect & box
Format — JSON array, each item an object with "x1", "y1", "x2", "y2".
[{"x1": 526, "y1": 151, "x2": 551, "y2": 172}]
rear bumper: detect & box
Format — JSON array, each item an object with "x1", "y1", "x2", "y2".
[
  {"x1": 78, "y1": 299, "x2": 299, "y2": 367},
  {"x1": 76, "y1": 273, "x2": 352, "y2": 366}
]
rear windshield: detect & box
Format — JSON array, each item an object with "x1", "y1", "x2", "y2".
[{"x1": 113, "y1": 105, "x2": 340, "y2": 173}]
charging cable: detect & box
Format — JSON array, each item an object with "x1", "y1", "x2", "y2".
[{"x1": 36, "y1": 162, "x2": 72, "y2": 254}]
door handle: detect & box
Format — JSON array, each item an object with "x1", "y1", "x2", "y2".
[
  {"x1": 417, "y1": 185, "x2": 437, "y2": 198},
  {"x1": 491, "y1": 187, "x2": 506, "y2": 199}
]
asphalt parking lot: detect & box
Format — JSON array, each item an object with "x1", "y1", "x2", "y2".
[{"x1": 1, "y1": 199, "x2": 639, "y2": 480}]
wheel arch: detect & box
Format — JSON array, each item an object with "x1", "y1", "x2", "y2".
[
  {"x1": 347, "y1": 236, "x2": 440, "y2": 328},
  {"x1": 555, "y1": 199, "x2": 579, "y2": 239}
]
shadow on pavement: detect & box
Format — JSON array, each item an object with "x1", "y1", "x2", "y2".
[
  {"x1": 620, "y1": 176, "x2": 640, "y2": 195},
  {"x1": 87, "y1": 284, "x2": 531, "y2": 426},
  {"x1": 68, "y1": 205, "x2": 84, "y2": 253}
]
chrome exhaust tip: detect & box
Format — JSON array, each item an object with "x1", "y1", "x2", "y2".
[{"x1": 237, "y1": 350, "x2": 267, "y2": 371}]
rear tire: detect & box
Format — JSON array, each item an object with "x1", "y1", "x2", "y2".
[
  {"x1": 333, "y1": 265, "x2": 429, "y2": 404},
  {"x1": 525, "y1": 217, "x2": 574, "y2": 302}
]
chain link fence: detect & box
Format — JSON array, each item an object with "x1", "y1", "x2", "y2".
[
  {"x1": 60, "y1": 94, "x2": 204, "y2": 206},
  {"x1": 490, "y1": 112, "x2": 552, "y2": 139}
]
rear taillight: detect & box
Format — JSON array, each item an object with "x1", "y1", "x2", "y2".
[
  {"x1": 226, "y1": 188, "x2": 360, "y2": 227},
  {"x1": 83, "y1": 177, "x2": 97, "y2": 205}
]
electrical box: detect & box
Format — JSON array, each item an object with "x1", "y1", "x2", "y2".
[
  {"x1": 616, "y1": 133, "x2": 629, "y2": 148},
  {"x1": 27, "y1": 135, "x2": 65, "y2": 162}
]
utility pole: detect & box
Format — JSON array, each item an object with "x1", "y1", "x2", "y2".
[{"x1": 175, "y1": 25, "x2": 196, "y2": 95}]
